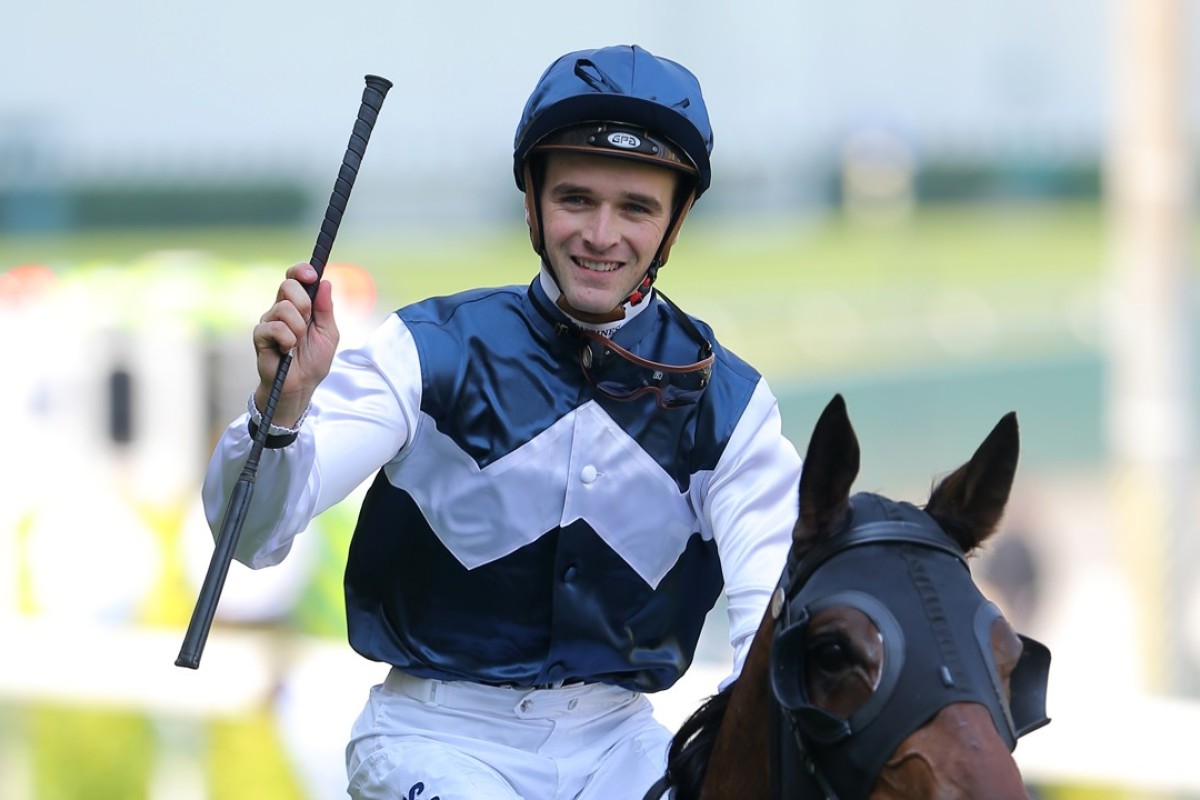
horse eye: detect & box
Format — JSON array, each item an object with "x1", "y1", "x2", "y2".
[{"x1": 808, "y1": 635, "x2": 855, "y2": 673}]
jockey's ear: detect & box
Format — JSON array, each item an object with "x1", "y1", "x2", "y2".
[
  {"x1": 925, "y1": 412, "x2": 1019, "y2": 554},
  {"x1": 795, "y1": 394, "x2": 860, "y2": 548}
]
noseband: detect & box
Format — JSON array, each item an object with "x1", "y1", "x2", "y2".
[{"x1": 767, "y1": 494, "x2": 1051, "y2": 800}]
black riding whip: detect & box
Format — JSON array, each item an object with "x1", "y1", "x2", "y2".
[{"x1": 176, "y1": 74, "x2": 393, "y2": 669}]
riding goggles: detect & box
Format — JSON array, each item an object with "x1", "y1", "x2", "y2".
[
  {"x1": 528, "y1": 279, "x2": 716, "y2": 409},
  {"x1": 577, "y1": 329, "x2": 713, "y2": 409}
]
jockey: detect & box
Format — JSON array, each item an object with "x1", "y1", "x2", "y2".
[{"x1": 202, "y1": 44, "x2": 802, "y2": 799}]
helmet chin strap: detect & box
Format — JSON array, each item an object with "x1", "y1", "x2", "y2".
[
  {"x1": 523, "y1": 162, "x2": 695, "y2": 322},
  {"x1": 545, "y1": 258, "x2": 657, "y2": 325}
]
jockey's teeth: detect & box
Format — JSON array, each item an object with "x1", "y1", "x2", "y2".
[{"x1": 578, "y1": 259, "x2": 620, "y2": 273}]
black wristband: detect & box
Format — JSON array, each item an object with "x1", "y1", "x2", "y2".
[{"x1": 248, "y1": 419, "x2": 299, "y2": 449}]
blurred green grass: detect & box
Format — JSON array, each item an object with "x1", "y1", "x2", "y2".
[
  {"x1": 2, "y1": 202, "x2": 1108, "y2": 383},
  {"x1": 0, "y1": 202, "x2": 1106, "y2": 292}
]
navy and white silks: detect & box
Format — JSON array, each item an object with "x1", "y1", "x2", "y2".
[{"x1": 203, "y1": 270, "x2": 802, "y2": 693}]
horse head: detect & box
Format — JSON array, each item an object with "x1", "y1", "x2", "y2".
[
  {"x1": 655, "y1": 394, "x2": 1050, "y2": 800},
  {"x1": 768, "y1": 394, "x2": 1050, "y2": 799}
]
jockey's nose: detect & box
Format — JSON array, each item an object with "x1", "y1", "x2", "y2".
[{"x1": 582, "y1": 205, "x2": 619, "y2": 251}]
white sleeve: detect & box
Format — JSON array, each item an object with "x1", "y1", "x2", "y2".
[
  {"x1": 700, "y1": 378, "x2": 802, "y2": 684},
  {"x1": 201, "y1": 314, "x2": 422, "y2": 568}
]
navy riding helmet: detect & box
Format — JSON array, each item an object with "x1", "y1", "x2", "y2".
[{"x1": 513, "y1": 45, "x2": 715, "y2": 281}]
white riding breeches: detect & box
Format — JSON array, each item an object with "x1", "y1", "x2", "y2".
[{"x1": 346, "y1": 669, "x2": 672, "y2": 799}]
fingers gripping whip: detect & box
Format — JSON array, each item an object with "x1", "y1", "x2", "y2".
[{"x1": 176, "y1": 75, "x2": 393, "y2": 669}]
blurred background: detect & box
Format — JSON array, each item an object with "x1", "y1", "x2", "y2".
[{"x1": 2, "y1": 0, "x2": 1199, "y2": 797}]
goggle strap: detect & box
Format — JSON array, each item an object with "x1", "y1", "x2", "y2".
[
  {"x1": 655, "y1": 288, "x2": 714, "y2": 361},
  {"x1": 581, "y1": 329, "x2": 714, "y2": 376}
]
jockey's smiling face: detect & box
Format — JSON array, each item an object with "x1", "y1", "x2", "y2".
[{"x1": 539, "y1": 151, "x2": 678, "y2": 317}]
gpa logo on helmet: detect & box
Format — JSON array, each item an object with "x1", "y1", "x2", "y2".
[{"x1": 606, "y1": 132, "x2": 642, "y2": 150}]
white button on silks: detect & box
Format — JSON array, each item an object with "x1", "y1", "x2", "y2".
[{"x1": 580, "y1": 465, "x2": 598, "y2": 484}]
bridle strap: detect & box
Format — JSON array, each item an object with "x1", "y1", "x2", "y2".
[
  {"x1": 771, "y1": 699, "x2": 841, "y2": 800},
  {"x1": 785, "y1": 521, "x2": 966, "y2": 596}
]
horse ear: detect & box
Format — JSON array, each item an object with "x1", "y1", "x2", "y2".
[
  {"x1": 925, "y1": 412, "x2": 1019, "y2": 554},
  {"x1": 796, "y1": 394, "x2": 861, "y2": 544}
]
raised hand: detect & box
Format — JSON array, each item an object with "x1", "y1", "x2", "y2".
[{"x1": 252, "y1": 261, "x2": 340, "y2": 427}]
